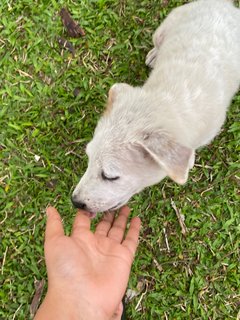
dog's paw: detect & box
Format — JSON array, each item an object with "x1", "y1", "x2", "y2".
[{"x1": 145, "y1": 47, "x2": 158, "y2": 68}]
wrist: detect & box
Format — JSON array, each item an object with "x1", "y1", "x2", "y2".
[{"x1": 35, "y1": 290, "x2": 108, "y2": 320}]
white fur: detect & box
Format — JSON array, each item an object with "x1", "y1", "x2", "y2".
[{"x1": 72, "y1": 0, "x2": 240, "y2": 213}]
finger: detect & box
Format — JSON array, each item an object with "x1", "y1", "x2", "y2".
[
  {"x1": 122, "y1": 216, "x2": 141, "y2": 256},
  {"x1": 95, "y1": 212, "x2": 115, "y2": 236},
  {"x1": 71, "y1": 209, "x2": 91, "y2": 237},
  {"x1": 45, "y1": 207, "x2": 64, "y2": 241},
  {"x1": 107, "y1": 206, "x2": 130, "y2": 243}
]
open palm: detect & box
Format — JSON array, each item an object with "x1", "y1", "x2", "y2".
[{"x1": 44, "y1": 206, "x2": 141, "y2": 320}]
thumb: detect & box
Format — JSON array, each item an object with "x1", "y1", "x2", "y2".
[{"x1": 45, "y1": 207, "x2": 64, "y2": 241}]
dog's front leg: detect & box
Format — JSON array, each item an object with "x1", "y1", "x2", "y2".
[{"x1": 145, "y1": 27, "x2": 165, "y2": 68}]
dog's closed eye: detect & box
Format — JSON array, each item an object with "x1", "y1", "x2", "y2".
[{"x1": 101, "y1": 170, "x2": 120, "y2": 181}]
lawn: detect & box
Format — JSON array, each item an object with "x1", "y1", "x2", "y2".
[{"x1": 0, "y1": 0, "x2": 239, "y2": 319}]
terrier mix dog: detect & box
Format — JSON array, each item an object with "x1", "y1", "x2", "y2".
[{"x1": 72, "y1": 0, "x2": 240, "y2": 214}]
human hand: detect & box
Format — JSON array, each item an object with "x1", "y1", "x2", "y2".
[{"x1": 34, "y1": 206, "x2": 141, "y2": 320}]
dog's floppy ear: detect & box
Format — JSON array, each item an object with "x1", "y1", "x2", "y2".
[
  {"x1": 137, "y1": 131, "x2": 194, "y2": 184},
  {"x1": 105, "y1": 83, "x2": 132, "y2": 114}
]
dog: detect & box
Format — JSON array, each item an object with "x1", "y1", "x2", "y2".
[{"x1": 72, "y1": 0, "x2": 240, "y2": 214}]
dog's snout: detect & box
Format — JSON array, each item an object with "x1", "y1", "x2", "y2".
[
  {"x1": 71, "y1": 196, "x2": 87, "y2": 210},
  {"x1": 73, "y1": 200, "x2": 87, "y2": 210},
  {"x1": 77, "y1": 202, "x2": 87, "y2": 210}
]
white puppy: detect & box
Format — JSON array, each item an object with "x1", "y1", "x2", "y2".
[{"x1": 72, "y1": 0, "x2": 240, "y2": 214}]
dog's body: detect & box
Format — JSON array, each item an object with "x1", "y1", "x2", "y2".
[
  {"x1": 145, "y1": 0, "x2": 240, "y2": 150},
  {"x1": 72, "y1": 0, "x2": 240, "y2": 214}
]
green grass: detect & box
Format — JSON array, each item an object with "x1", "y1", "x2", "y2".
[{"x1": 0, "y1": 0, "x2": 239, "y2": 319}]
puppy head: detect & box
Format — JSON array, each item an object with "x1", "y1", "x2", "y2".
[{"x1": 72, "y1": 84, "x2": 194, "y2": 213}]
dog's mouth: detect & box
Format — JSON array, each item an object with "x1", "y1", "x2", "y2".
[
  {"x1": 86, "y1": 202, "x2": 126, "y2": 218},
  {"x1": 88, "y1": 205, "x2": 120, "y2": 219},
  {"x1": 108, "y1": 202, "x2": 124, "y2": 211},
  {"x1": 88, "y1": 212, "x2": 97, "y2": 219}
]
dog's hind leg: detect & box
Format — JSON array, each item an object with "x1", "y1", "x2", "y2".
[{"x1": 145, "y1": 28, "x2": 164, "y2": 68}]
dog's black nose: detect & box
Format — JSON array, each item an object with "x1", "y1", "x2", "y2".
[{"x1": 71, "y1": 196, "x2": 87, "y2": 210}]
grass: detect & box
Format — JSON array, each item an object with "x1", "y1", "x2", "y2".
[{"x1": 0, "y1": 0, "x2": 239, "y2": 319}]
